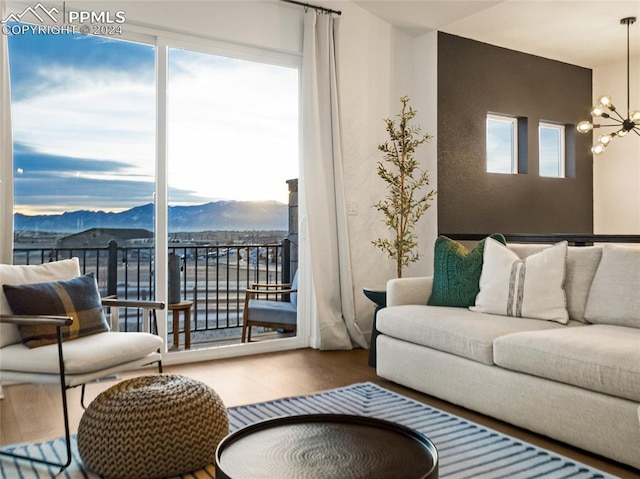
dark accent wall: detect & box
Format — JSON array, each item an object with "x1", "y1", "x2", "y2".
[{"x1": 437, "y1": 32, "x2": 593, "y2": 235}]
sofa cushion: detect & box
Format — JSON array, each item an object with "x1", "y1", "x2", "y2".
[
  {"x1": 1, "y1": 331, "x2": 163, "y2": 375},
  {"x1": 4, "y1": 275, "x2": 110, "y2": 348},
  {"x1": 377, "y1": 305, "x2": 568, "y2": 365},
  {"x1": 564, "y1": 247, "x2": 602, "y2": 323},
  {"x1": 584, "y1": 244, "x2": 640, "y2": 328},
  {"x1": 471, "y1": 239, "x2": 569, "y2": 324},
  {"x1": 0, "y1": 258, "x2": 81, "y2": 348},
  {"x1": 428, "y1": 234, "x2": 506, "y2": 308},
  {"x1": 509, "y1": 244, "x2": 602, "y2": 323},
  {"x1": 494, "y1": 325, "x2": 640, "y2": 402}
]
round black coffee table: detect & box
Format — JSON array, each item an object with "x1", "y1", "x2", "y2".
[{"x1": 216, "y1": 414, "x2": 438, "y2": 479}]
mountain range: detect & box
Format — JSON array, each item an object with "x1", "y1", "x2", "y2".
[{"x1": 14, "y1": 200, "x2": 289, "y2": 233}]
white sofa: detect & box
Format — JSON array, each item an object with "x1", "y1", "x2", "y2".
[{"x1": 375, "y1": 242, "x2": 640, "y2": 470}]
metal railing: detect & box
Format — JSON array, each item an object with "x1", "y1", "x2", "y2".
[{"x1": 12, "y1": 240, "x2": 293, "y2": 343}]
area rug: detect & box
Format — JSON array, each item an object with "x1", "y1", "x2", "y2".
[{"x1": 0, "y1": 382, "x2": 617, "y2": 479}]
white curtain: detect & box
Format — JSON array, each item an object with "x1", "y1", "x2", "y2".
[
  {"x1": 301, "y1": 11, "x2": 366, "y2": 350},
  {"x1": 1, "y1": 0, "x2": 14, "y2": 265}
]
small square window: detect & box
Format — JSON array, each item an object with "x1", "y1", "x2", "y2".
[
  {"x1": 487, "y1": 114, "x2": 517, "y2": 174},
  {"x1": 539, "y1": 122, "x2": 565, "y2": 178}
]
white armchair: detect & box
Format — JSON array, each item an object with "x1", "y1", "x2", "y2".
[{"x1": 0, "y1": 258, "x2": 164, "y2": 471}]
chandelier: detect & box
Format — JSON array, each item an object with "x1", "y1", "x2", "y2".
[{"x1": 577, "y1": 17, "x2": 640, "y2": 154}]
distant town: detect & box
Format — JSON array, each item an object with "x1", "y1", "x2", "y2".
[{"x1": 13, "y1": 200, "x2": 290, "y2": 249}]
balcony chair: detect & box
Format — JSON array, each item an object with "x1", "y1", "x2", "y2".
[
  {"x1": 0, "y1": 258, "x2": 164, "y2": 472},
  {"x1": 241, "y1": 270, "x2": 298, "y2": 342}
]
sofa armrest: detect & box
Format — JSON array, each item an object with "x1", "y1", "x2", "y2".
[{"x1": 386, "y1": 277, "x2": 433, "y2": 306}]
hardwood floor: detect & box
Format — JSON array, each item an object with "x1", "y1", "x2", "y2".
[{"x1": 1, "y1": 348, "x2": 638, "y2": 478}]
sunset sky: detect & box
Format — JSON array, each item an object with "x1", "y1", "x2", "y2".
[{"x1": 8, "y1": 28, "x2": 299, "y2": 215}]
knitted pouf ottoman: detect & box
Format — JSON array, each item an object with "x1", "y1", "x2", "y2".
[{"x1": 78, "y1": 375, "x2": 229, "y2": 479}]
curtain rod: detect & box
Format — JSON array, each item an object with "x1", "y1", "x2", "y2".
[{"x1": 280, "y1": 0, "x2": 342, "y2": 16}]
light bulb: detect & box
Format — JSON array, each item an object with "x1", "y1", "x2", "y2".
[
  {"x1": 618, "y1": 129, "x2": 628, "y2": 138},
  {"x1": 631, "y1": 110, "x2": 640, "y2": 124},
  {"x1": 591, "y1": 106, "x2": 604, "y2": 117},
  {"x1": 577, "y1": 121, "x2": 593, "y2": 133},
  {"x1": 591, "y1": 144, "x2": 606, "y2": 155},
  {"x1": 598, "y1": 95, "x2": 613, "y2": 108},
  {"x1": 597, "y1": 134, "x2": 612, "y2": 146}
]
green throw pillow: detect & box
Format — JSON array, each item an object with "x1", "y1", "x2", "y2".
[
  {"x1": 428, "y1": 234, "x2": 506, "y2": 308},
  {"x1": 3, "y1": 274, "x2": 110, "y2": 348}
]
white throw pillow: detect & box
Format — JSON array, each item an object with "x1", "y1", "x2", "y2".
[
  {"x1": 471, "y1": 238, "x2": 569, "y2": 324},
  {"x1": 584, "y1": 244, "x2": 640, "y2": 327}
]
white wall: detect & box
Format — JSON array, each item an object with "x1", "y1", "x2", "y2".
[
  {"x1": 408, "y1": 31, "x2": 438, "y2": 278},
  {"x1": 66, "y1": 0, "x2": 304, "y2": 54},
  {"x1": 389, "y1": 28, "x2": 438, "y2": 282},
  {"x1": 592, "y1": 55, "x2": 640, "y2": 234}
]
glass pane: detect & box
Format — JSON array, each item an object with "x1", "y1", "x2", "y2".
[
  {"x1": 9, "y1": 28, "x2": 156, "y2": 312},
  {"x1": 9, "y1": 31, "x2": 155, "y2": 217},
  {"x1": 487, "y1": 117, "x2": 516, "y2": 174},
  {"x1": 539, "y1": 125, "x2": 564, "y2": 177},
  {"x1": 167, "y1": 47, "x2": 299, "y2": 347},
  {"x1": 167, "y1": 49, "x2": 298, "y2": 205}
]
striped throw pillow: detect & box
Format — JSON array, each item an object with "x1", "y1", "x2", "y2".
[{"x1": 470, "y1": 238, "x2": 569, "y2": 324}]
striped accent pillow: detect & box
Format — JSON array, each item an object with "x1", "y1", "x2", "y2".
[
  {"x1": 3, "y1": 274, "x2": 110, "y2": 348},
  {"x1": 470, "y1": 238, "x2": 569, "y2": 324}
]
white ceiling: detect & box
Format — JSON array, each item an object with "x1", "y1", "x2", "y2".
[{"x1": 354, "y1": 1, "x2": 640, "y2": 68}]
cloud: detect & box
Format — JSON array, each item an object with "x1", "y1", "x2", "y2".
[
  {"x1": 9, "y1": 30, "x2": 299, "y2": 214},
  {"x1": 13, "y1": 145, "x2": 211, "y2": 214},
  {"x1": 166, "y1": 48, "x2": 299, "y2": 204},
  {"x1": 8, "y1": 31, "x2": 154, "y2": 100},
  {"x1": 11, "y1": 66, "x2": 155, "y2": 168},
  {"x1": 14, "y1": 143, "x2": 128, "y2": 175}
]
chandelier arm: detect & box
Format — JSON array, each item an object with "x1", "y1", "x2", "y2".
[
  {"x1": 598, "y1": 122, "x2": 624, "y2": 128},
  {"x1": 632, "y1": 129, "x2": 640, "y2": 137},
  {"x1": 609, "y1": 109, "x2": 627, "y2": 123}
]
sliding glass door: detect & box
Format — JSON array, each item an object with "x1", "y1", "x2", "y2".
[
  {"x1": 8, "y1": 24, "x2": 301, "y2": 357},
  {"x1": 165, "y1": 44, "x2": 299, "y2": 350}
]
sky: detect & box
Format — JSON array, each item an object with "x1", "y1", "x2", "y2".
[
  {"x1": 487, "y1": 117, "x2": 562, "y2": 177},
  {"x1": 8, "y1": 27, "x2": 299, "y2": 216}
]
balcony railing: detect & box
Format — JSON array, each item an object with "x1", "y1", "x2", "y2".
[{"x1": 12, "y1": 240, "x2": 294, "y2": 346}]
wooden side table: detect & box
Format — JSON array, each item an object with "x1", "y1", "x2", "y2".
[{"x1": 169, "y1": 300, "x2": 193, "y2": 350}]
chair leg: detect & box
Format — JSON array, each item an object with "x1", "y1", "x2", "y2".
[
  {"x1": 241, "y1": 320, "x2": 250, "y2": 342},
  {"x1": 81, "y1": 383, "x2": 88, "y2": 409},
  {"x1": 151, "y1": 308, "x2": 163, "y2": 372},
  {"x1": 0, "y1": 326, "x2": 72, "y2": 472},
  {"x1": 242, "y1": 324, "x2": 247, "y2": 342}
]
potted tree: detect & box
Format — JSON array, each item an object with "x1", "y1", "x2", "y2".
[{"x1": 372, "y1": 96, "x2": 436, "y2": 278}]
